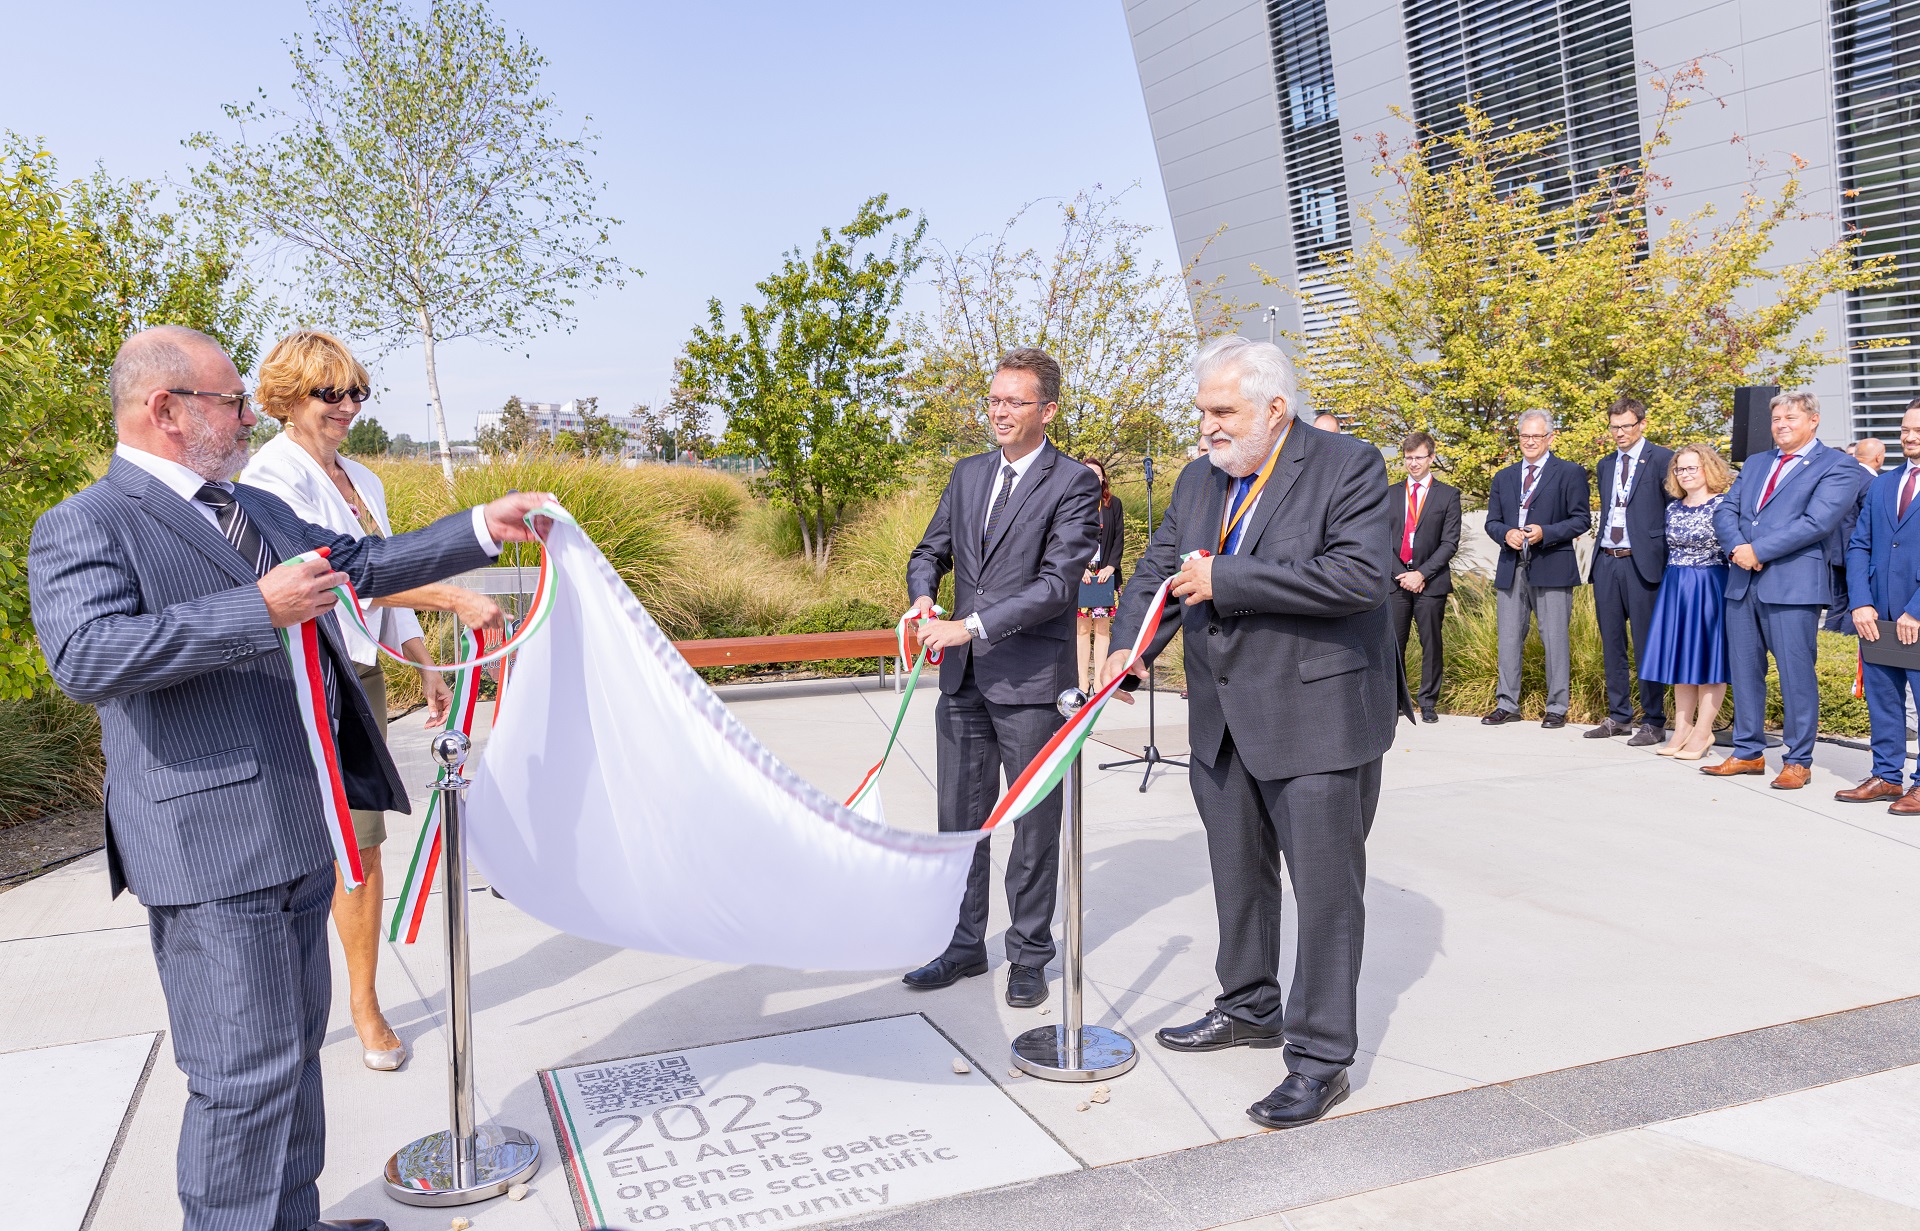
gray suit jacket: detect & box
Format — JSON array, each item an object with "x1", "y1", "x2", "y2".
[
  {"x1": 29, "y1": 456, "x2": 493, "y2": 905},
  {"x1": 907, "y1": 440, "x2": 1101, "y2": 706},
  {"x1": 1113, "y1": 426, "x2": 1411, "y2": 782}
]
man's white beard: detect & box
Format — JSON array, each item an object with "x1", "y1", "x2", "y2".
[
  {"x1": 181, "y1": 410, "x2": 250, "y2": 481},
  {"x1": 1206, "y1": 420, "x2": 1281, "y2": 478}
]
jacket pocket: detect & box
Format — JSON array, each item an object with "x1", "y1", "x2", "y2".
[
  {"x1": 143, "y1": 746, "x2": 260, "y2": 802},
  {"x1": 1299, "y1": 646, "x2": 1367, "y2": 683}
]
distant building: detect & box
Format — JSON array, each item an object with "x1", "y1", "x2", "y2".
[{"x1": 474, "y1": 399, "x2": 651, "y2": 453}]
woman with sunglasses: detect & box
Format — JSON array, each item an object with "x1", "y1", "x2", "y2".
[{"x1": 242, "y1": 329, "x2": 504, "y2": 1072}]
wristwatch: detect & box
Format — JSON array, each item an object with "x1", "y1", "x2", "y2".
[{"x1": 963, "y1": 613, "x2": 986, "y2": 640}]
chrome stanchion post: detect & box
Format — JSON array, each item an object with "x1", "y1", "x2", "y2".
[
  {"x1": 384, "y1": 730, "x2": 540, "y2": 1206},
  {"x1": 1011, "y1": 690, "x2": 1138, "y2": 1082}
]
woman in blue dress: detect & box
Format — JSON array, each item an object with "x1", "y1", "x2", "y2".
[{"x1": 1638, "y1": 443, "x2": 1734, "y2": 759}]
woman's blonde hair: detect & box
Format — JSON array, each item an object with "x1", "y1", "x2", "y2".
[
  {"x1": 1664, "y1": 441, "x2": 1733, "y2": 498},
  {"x1": 255, "y1": 329, "x2": 371, "y2": 423}
]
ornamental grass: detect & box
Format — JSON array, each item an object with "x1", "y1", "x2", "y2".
[{"x1": 0, "y1": 689, "x2": 103, "y2": 825}]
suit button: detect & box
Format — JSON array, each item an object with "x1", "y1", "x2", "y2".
[
  {"x1": 976, "y1": 587, "x2": 984, "y2": 595},
  {"x1": 1218, "y1": 676, "x2": 1229, "y2": 686},
  {"x1": 1209, "y1": 625, "x2": 1220, "y2": 636}
]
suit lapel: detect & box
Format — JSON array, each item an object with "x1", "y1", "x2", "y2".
[
  {"x1": 109, "y1": 458, "x2": 261, "y2": 588},
  {"x1": 983, "y1": 441, "x2": 1057, "y2": 562},
  {"x1": 1234, "y1": 420, "x2": 1308, "y2": 555},
  {"x1": 1757, "y1": 446, "x2": 1820, "y2": 515}
]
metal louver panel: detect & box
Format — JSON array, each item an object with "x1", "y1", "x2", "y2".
[{"x1": 1266, "y1": 0, "x2": 1351, "y2": 268}]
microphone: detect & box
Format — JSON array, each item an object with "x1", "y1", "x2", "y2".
[{"x1": 1142, "y1": 454, "x2": 1155, "y2": 484}]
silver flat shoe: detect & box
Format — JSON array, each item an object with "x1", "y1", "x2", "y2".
[{"x1": 363, "y1": 1042, "x2": 407, "y2": 1071}]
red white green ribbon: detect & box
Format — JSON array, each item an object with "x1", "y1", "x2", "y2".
[
  {"x1": 386, "y1": 626, "x2": 483, "y2": 942},
  {"x1": 843, "y1": 605, "x2": 944, "y2": 814}
]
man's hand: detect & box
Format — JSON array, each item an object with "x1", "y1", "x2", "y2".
[
  {"x1": 1856, "y1": 606, "x2": 1881, "y2": 640},
  {"x1": 448, "y1": 588, "x2": 505, "y2": 633},
  {"x1": 1396, "y1": 570, "x2": 1425, "y2": 593},
  {"x1": 1169, "y1": 552, "x2": 1215, "y2": 605},
  {"x1": 482, "y1": 491, "x2": 561, "y2": 544},
  {"x1": 1504, "y1": 527, "x2": 1526, "y2": 551},
  {"x1": 259, "y1": 557, "x2": 347, "y2": 628},
  {"x1": 1730, "y1": 543, "x2": 1763, "y2": 572},
  {"x1": 1524, "y1": 524, "x2": 1544, "y2": 546},
  {"x1": 421, "y1": 669, "x2": 454, "y2": 726},
  {"x1": 917, "y1": 618, "x2": 973, "y2": 651},
  {"x1": 908, "y1": 595, "x2": 936, "y2": 619},
  {"x1": 1898, "y1": 612, "x2": 1920, "y2": 645},
  {"x1": 1097, "y1": 649, "x2": 1145, "y2": 704}
]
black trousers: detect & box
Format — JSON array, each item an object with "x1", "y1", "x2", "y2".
[
  {"x1": 1388, "y1": 587, "x2": 1446, "y2": 710},
  {"x1": 1592, "y1": 550, "x2": 1665, "y2": 726},
  {"x1": 934, "y1": 664, "x2": 1065, "y2": 967},
  {"x1": 1190, "y1": 730, "x2": 1381, "y2": 1082}
]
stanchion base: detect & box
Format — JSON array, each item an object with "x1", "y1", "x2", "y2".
[
  {"x1": 384, "y1": 1124, "x2": 540, "y2": 1206},
  {"x1": 1011, "y1": 1024, "x2": 1138, "y2": 1082}
]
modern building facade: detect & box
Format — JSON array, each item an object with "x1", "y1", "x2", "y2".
[
  {"x1": 1125, "y1": 0, "x2": 1920, "y2": 436},
  {"x1": 474, "y1": 399, "x2": 652, "y2": 455}
]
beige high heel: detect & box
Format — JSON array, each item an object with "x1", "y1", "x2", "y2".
[
  {"x1": 1655, "y1": 725, "x2": 1692, "y2": 757},
  {"x1": 1671, "y1": 730, "x2": 1717, "y2": 761}
]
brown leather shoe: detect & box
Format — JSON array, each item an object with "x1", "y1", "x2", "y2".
[
  {"x1": 1771, "y1": 763, "x2": 1811, "y2": 790},
  {"x1": 1700, "y1": 756, "x2": 1766, "y2": 777},
  {"x1": 1835, "y1": 776, "x2": 1903, "y2": 803},
  {"x1": 1890, "y1": 786, "x2": 1920, "y2": 816}
]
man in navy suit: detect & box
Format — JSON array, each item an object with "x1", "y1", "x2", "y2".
[
  {"x1": 1586, "y1": 397, "x2": 1675, "y2": 744},
  {"x1": 1824, "y1": 437, "x2": 1883, "y2": 633},
  {"x1": 1703, "y1": 391, "x2": 1858, "y2": 789},
  {"x1": 1840, "y1": 401, "x2": 1920, "y2": 811},
  {"x1": 1482, "y1": 411, "x2": 1592, "y2": 728}
]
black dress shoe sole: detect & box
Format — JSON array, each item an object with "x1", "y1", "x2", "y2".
[
  {"x1": 902, "y1": 961, "x2": 988, "y2": 990},
  {"x1": 1154, "y1": 1031, "x2": 1285, "y2": 1053},
  {"x1": 1246, "y1": 1083, "x2": 1350, "y2": 1129}
]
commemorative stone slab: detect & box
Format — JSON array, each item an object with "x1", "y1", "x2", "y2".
[{"x1": 541, "y1": 1013, "x2": 1079, "y2": 1230}]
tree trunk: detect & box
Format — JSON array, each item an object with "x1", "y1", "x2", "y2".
[{"x1": 419, "y1": 307, "x2": 454, "y2": 483}]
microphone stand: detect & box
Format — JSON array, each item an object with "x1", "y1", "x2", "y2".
[{"x1": 1099, "y1": 453, "x2": 1189, "y2": 792}]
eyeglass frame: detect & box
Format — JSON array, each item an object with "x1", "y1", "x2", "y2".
[
  {"x1": 981, "y1": 396, "x2": 1048, "y2": 411},
  {"x1": 166, "y1": 389, "x2": 253, "y2": 413},
  {"x1": 310, "y1": 386, "x2": 370, "y2": 405}
]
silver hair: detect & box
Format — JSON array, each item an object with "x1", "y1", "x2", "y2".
[
  {"x1": 1195, "y1": 335, "x2": 1299, "y2": 418},
  {"x1": 1770, "y1": 390, "x2": 1821, "y2": 418},
  {"x1": 1516, "y1": 409, "x2": 1554, "y2": 433},
  {"x1": 109, "y1": 325, "x2": 222, "y2": 419}
]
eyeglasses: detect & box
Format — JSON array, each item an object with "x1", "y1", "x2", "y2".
[
  {"x1": 982, "y1": 397, "x2": 1042, "y2": 411},
  {"x1": 311, "y1": 386, "x2": 370, "y2": 405},
  {"x1": 1674, "y1": 465, "x2": 1702, "y2": 476},
  {"x1": 167, "y1": 389, "x2": 252, "y2": 413},
  {"x1": 1518, "y1": 433, "x2": 1551, "y2": 443}
]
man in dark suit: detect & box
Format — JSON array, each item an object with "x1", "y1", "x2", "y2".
[
  {"x1": 1482, "y1": 411, "x2": 1592, "y2": 728},
  {"x1": 1703, "y1": 391, "x2": 1858, "y2": 789},
  {"x1": 1102, "y1": 336, "x2": 1408, "y2": 1130},
  {"x1": 903, "y1": 347, "x2": 1101, "y2": 1008},
  {"x1": 1824, "y1": 437, "x2": 1882, "y2": 633},
  {"x1": 1388, "y1": 431, "x2": 1460, "y2": 722},
  {"x1": 28, "y1": 327, "x2": 553, "y2": 1231},
  {"x1": 1586, "y1": 397, "x2": 1675, "y2": 744},
  {"x1": 1841, "y1": 400, "x2": 1920, "y2": 811}
]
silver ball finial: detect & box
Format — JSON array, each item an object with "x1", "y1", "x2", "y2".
[
  {"x1": 431, "y1": 730, "x2": 471, "y2": 769},
  {"x1": 1057, "y1": 688, "x2": 1088, "y2": 719}
]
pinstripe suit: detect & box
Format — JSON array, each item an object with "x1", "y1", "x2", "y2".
[{"x1": 29, "y1": 454, "x2": 494, "y2": 1231}]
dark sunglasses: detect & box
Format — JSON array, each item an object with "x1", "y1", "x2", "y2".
[{"x1": 311, "y1": 386, "x2": 370, "y2": 405}]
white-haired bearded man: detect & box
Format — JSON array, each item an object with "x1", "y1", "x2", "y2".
[{"x1": 1101, "y1": 336, "x2": 1408, "y2": 1128}]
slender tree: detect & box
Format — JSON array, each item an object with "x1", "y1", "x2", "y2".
[{"x1": 192, "y1": 0, "x2": 626, "y2": 480}]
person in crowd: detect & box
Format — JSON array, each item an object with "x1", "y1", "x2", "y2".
[
  {"x1": 1074, "y1": 456, "x2": 1124, "y2": 693},
  {"x1": 1639, "y1": 444, "x2": 1734, "y2": 759},
  {"x1": 1586, "y1": 397, "x2": 1675, "y2": 744},
  {"x1": 1825, "y1": 436, "x2": 1884, "y2": 633},
  {"x1": 1102, "y1": 336, "x2": 1408, "y2": 1130},
  {"x1": 27, "y1": 325, "x2": 553, "y2": 1231},
  {"x1": 1839, "y1": 400, "x2": 1920, "y2": 811},
  {"x1": 241, "y1": 329, "x2": 506, "y2": 1072},
  {"x1": 903, "y1": 348, "x2": 1100, "y2": 1008},
  {"x1": 1388, "y1": 431, "x2": 1460, "y2": 723},
  {"x1": 1482, "y1": 411, "x2": 1592, "y2": 728},
  {"x1": 1703, "y1": 391, "x2": 1858, "y2": 788},
  {"x1": 1313, "y1": 412, "x2": 1341, "y2": 432},
  {"x1": 1858, "y1": 438, "x2": 1887, "y2": 474}
]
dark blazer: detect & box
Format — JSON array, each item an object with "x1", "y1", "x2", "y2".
[
  {"x1": 1111, "y1": 427, "x2": 1411, "y2": 783},
  {"x1": 1830, "y1": 462, "x2": 1878, "y2": 563},
  {"x1": 1485, "y1": 454, "x2": 1592, "y2": 589},
  {"x1": 1596, "y1": 443, "x2": 1676, "y2": 585},
  {"x1": 1092, "y1": 494, "x2": 1125, "y2": 586},
  {"x1": 28, "y1": 456, "x2": 494, "y2": 905},
  {"x1": 1388, "y1": 478, "x2": 1461, "y2": 596},
  {"x1": 1846, "y1": 465, "x2": 1920, "y2": 618},
  {"x1": 1715, "y1": 441, "x2": 1860, "y2": 604},
  {"x1": 907, "y1": 439, "x2": 1102, "y2": 705}
]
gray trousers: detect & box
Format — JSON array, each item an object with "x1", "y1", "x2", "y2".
[
  {"x1": 147, "y1": 865, "x2": 333, "y2": 1231},
  {"x1": 934, "y1": 665, "x2": 1065, "y2": 968},
  {"x1": 1191, "y1": 730, "x2": 1381, "y2": 1082},
  {"x1": 1496, "y1": 564, "x2": 1575, "y2": 715}
]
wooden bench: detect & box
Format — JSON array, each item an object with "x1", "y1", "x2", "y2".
[{"x1": 672, "y1": 629, "x2": 920, "y2": 686}]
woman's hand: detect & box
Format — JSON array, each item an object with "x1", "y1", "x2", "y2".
[
  {"x1": 1097, "y1": 566, "x2": 1115, "y2": 582},
  {"x1": 420, "y1": 668, "x2": 453, "y2": 726},
  {"x1": 448, "y1": 588, "x2": 505, "y2": 634},
  {"x1": 1082, "y1": 569, "x2": 1094, "y2": 584}
]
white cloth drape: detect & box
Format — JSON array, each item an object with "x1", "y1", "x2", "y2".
[{"x1": 465, "y1": 519, "x2": 987, "y2": 971}]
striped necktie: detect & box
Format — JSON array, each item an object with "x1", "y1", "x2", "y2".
[
  {"x1": 982, "y1": 463, "x2": 1016, "y2": 551},
  {"x1": 197, "y1": 484, "x2": 337, "y2": 719}
]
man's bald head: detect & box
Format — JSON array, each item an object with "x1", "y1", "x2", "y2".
[
  {"x1": 110, "y1": 326, "x2": 229, "y2": 423},
  {"x1": 111, "y1": 326, "x2": 255, "y2": 479}
]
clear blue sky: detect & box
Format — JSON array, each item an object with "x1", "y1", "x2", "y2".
[{"x1": 5, "y1": 1, "x2": 1179, "y2": 442}]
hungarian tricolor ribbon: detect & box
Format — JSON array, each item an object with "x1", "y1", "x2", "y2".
[
  {"x1": 386, "y1": 626, "x2": 483, "y2": 942},
  {"x1": 842, "y1": 604, "x2": 944, "y2": 815}
]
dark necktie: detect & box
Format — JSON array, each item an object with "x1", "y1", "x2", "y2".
[
  {"x1": 1902, "y1": 468, "x2": 1919, "y2": 519},
  {"x1": 1521, "y1": 463, "x2": 1539, "y2": 508},
  {"x1": 197, "y1": 484, "x2": 337, "y2": 718},
  {"x1": 1611, "y1": 454, "x2": 1632, "y2": 544},
  {"x1": 982, "y1": 463, "x2": 1016, "y2": 551}
]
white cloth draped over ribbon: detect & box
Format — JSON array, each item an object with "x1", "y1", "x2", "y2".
[{"x1": 464, "y1": 518, "x2": 989, "y2": 971}]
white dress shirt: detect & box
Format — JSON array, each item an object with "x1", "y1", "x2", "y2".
[
  {"x1": 965, "y1": 444, "x2": 1047, "y2": 640},
  {"x1": 1604, "y1": 438, "x2": 1646, "y2": 549}
]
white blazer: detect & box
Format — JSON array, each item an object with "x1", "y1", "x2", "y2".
[{"x1": 241, "y1": 431, "x2": 426, "y2": 665}]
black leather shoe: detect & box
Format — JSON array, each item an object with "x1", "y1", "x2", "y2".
[
  {"x1": 1584, "y1": 717, "x2": 1629, "y2": 738},
  {"x1": 310, "y1": 1220, "x2": 390, "y2": 1231},
  {"x1": 1006, "y1": 963, "x2": 1048, "y2": 1007},
  {"x1": 1155, "y1": 1009, "x2": 1283, "y2": 1052},
  {"x1": 1541, "y1": 713, "x2": 1567, "y2": 729},
  {"x1": 1420, "y1": 707, "x2": 1438, "y2": 724},
  {"x1": 1481, "y1": 707, "x2": 1520, "y2": 726},
  {"x1": 902, "y1": 956, "x2": 987, "y2": 990},
  {"x1": 1246, "y1": 1070, "x2": 1350, "y2": 1129},
  {"x1": 1627, "y1": 724, "x2": 1666, "y2": 747}
]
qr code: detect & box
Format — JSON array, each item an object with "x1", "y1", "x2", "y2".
[{"x1": 573, "y1": 1056, "x2": 703, "y2": 1115}]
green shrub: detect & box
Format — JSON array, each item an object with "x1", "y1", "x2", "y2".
[
  {"x1": 831, "y1": 488, "x2": 939, "y2": 616},
  {"x1": 655, "y1": 465, "x2": 747, "y2": 533},
  {"x1": 0, "y1": 689, "x2": 104, "y2": 825}
]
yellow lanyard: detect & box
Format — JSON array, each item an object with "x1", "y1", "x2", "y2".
[{"x1": 1219, "y1": 422, "x2": 1291, "y2": 552}]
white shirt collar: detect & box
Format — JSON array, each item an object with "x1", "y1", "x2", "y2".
[
  {"x1": 1780, "y1": 438, "x2": 1822, "y2": 461},
  {"x1": 1524, "y1": 452, "x2": 1552, "y2": 470},
  {"x1": 1618, "y1": 438, "x2": 1645, "y2": 463},
  {"x1": 997, "y1": 442, "x2": 1045, "y2": 481},
  {"x1": 116, "y1": 442, "x2": 222, "y2": 503}
]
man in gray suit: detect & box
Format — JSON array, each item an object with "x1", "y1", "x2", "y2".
[
  {"x1": 29, "y1": 326, "x2": 553, "y2": 1231},
  {"x1": 904, "y1": 347, "x2": 1101, "y2": 1008},
  {"x1": 1103, "y1": 336, "x2": 1407, "y2": 1129}
]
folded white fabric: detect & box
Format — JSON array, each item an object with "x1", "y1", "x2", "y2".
[{"x1": 465, "y1": 518, "x2": 986, "y2": 970}]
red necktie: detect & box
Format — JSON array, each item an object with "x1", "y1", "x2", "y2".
[
  {"x1": 1902, "y1": 468, "x2": 1919, "y2": 519},
  {"x1": 1401, "y1": 482, "x2": 1420, "y2": 563},
  {"x1": 1757, "y1": 454, "x2": 1798, "y2": 509}
]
